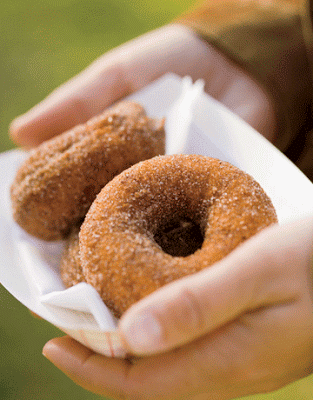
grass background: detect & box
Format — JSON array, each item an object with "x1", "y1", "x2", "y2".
[{"x1": 1, "y1": 0, "x2": 313, "y2": 399}]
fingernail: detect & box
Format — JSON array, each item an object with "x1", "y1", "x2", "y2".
[
  {"x1": 121, "y1": 312, "x2": 163, "y2": 355},
  {"x1": 42, "y1": 340, "x2": 59, "y2": 362},
  {"x1": 10, "y1": 112, "x2": 29, "y2": 129},
  {"x1": 9, "y1": 115, "x2": 32, "y2": 146},
  {"x1": 9, "y1": 117, "x2": 22, "y2": 135}
]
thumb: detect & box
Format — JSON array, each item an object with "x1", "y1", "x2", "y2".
[
  {"x1": 118, "y1": 217, "x2": 313, "y2": 356},
  {"x1": 118, "y1": 239, "x2": 264, "y2": 356},
  {"x1": 118, "y1": 252, "x2": 256, "y2": 356}
]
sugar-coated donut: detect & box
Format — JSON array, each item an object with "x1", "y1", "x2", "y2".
[
  {"x1": 11, "y1": 101, "x2": 165, "y2": 240},
  {"x1": 60, "y1": 216, "x2": 205, "y2": 291},
  {"x1": 78, "y1": 154, "x2": 278, "y2": 318},
  {"x1": 60, "y1": 226, "x2": 85, "y2": 288}
]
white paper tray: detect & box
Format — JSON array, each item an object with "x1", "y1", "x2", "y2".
[{"x1": 1, "y1": 73, "x2": 313, "y2": 358}]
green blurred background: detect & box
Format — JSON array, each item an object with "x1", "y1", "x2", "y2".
[{"x1": 1, "y1": 0, "x2": 313, "y2": 399}]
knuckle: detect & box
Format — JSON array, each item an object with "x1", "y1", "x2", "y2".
[{"x1": 173, "y1": 285, "x2": 207, "y2": 334}]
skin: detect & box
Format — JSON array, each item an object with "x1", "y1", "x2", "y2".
[
  {"x1": 10, "y1": 24, "x2": 313, "y2": 399},
  {"x1": 9, "y1": 25, "x2": 276, "y2": 146}
]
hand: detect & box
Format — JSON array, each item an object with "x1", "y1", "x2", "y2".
[
  {"x1": 42, "y1": 217, "x2": 313, "y2": 400},
  {"x1": 9, "y1": 24, "x2": 276, "y2": 147}
]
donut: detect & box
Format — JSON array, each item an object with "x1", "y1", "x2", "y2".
[
  {"x1": 11, "y1": 101, "x2": 165, "y2": 240},
  {"x1": 60, "y1": 215, "x2": 205, "y2": 290},
  {"x1": 60, "y1": 226, "x2": 85, "y2": 288},
  {"x1": 77, "y1": 154, "x2": 277, "y2": 318}
]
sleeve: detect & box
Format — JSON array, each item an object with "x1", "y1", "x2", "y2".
[{"x1": 176, "y1": 0, "x2": 313, "y2": 154}]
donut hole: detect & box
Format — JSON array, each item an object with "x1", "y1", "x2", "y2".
[{"x1": 153, "y1": 217, "x2": 204, "y2": 257}]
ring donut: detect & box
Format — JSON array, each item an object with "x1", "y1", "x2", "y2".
[
  {"x1": 78, "y1": 154, "x2": 277, "y2": 317},
  {"x1": 11, "y1": 101, "x2": 165, "y2": 240}
]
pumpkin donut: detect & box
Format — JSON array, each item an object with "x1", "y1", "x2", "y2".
[
  {"x1": 11, "y1": 101, "x2": 165, "y2": 240},
  {"x1": 78, "y1": 154, "x2": 277, "y2": 318}
]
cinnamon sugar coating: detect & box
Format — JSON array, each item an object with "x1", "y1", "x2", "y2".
[
  {"x1": 10, "y1": 101, "x2": 165, "y2": 240},
  {"x1": 60, "y1": 226, "x2": 85, "y2": 288},
  {"x1": 79, "y1": 154, "x2": 278, "y2": 318}
]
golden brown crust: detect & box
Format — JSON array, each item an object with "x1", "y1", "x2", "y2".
[
  {"x1": 79, "y1": 154, "x2": 278, "y2": 318},
  {"x1": 10, "y1": 101, "x2": 165, "y2": 240},
  {"x1": 60, "y1": 226, "x2": 85, "y2": 288}
]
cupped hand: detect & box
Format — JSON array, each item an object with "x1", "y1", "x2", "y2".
[
  {"x1": 9, "y1": 24, "x2": 276, "y2": 147},
  {"x1": 43, "y1": 216, "x2": 313, "y2": 400}
]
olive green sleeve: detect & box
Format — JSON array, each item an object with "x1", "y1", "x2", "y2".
[{"x1": 176, "y1": 0, "x2": 313, "y2": 153}]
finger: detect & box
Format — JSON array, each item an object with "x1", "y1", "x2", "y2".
[
  {"x1": 10, "y1": 23, "x2": 273, "y2": 147},
  {"x1": 9, "y1": 24, "x2": 210, "y2": 147},
  {"x1": 219, "y1": 73, "x2": 276, "y2": 141},
  {"x1": 42, "y1": 333, "x2": 252, "y2": 400},
  {"x1": 122, "y1": 25, "x2": 276, "y2": 141},
  {"x1": 119, "y1": 216, "x2": 313, "y2": 356},
  {"x1": 43, "y1": 336, "x2": 133, "y2": 399},
  {"x1": 9, "y1": 62, "x2": 130, "y2": 147}
]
